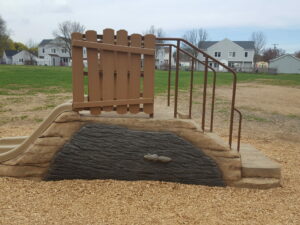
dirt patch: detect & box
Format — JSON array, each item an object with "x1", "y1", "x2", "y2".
[
  {"x1": 0, "y1": 83, "x2": 300, "y2": 224},
  {"x1": 221, "y1": 83, "x2": 300, "y2": 116}
]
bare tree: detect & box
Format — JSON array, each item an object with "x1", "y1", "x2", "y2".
[
  {"x1": 144, "y1": 25, "x2": 166, "y2": 52},
  {"x1": 250, "y1": 31, "x2": 266, "y2": 63},
  {"x1": 295, "y1": 51, "x2": 300, "y2": 59},
  {"x1": 182, "y1": 29, "x2": 208, "y2": 58},
  {"x1": 53, "y1": 21, "x2": 85, "y2": 57},
  {"x1": 24, "y1": 39, "x2": 38, "y2": 65},
  {"x1": 144, "y1": 25, "x2": 165, "y2": 39},
  {"x1": 262, "y1": 48, "x2": 285, "y2": 62}
]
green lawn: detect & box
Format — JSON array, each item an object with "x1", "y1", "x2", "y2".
[{"x1": 0, "y1": 65, "x2": 299, "y2": 95}]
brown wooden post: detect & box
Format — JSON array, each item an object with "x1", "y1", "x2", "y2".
[
  {"x1": 143, "y1": 34, "x2": 155, "y2": 115},
  {"x1": 86, "y1": 30, "x2": 101, "y2": 115},
  {"x1": 116, "y1": 30, "x2": 129, "y2": 114},
  {"x1": 71, "y1": 32, "x2": 84, "y2": 108},
  {"x1": 102, "y1": 28, "x2": 115, "y2": 112},
  {"x1": 129, "y1": 34, "x2": 142, "y2": 113}
]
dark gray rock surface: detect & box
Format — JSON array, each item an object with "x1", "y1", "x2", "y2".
[{"x1": 44, "y1": 123, "x2": 225, "y2": 186}]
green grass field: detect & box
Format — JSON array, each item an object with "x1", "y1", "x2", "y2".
[{"x1": 0, "y1": 65, "x2": 299, "y2": 95}]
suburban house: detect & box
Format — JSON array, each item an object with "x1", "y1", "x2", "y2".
[
  {"x1": 1, "y1": 50, "x2": 37, "y2": 65},
  {"x1": 155, "y1": 47, "x2": 175, "y2": 70},
  {"x1": 198, "y1": 39, "x2": 255, "y2": 72},
  {"x1": 38, "y1": 38, "x2": 72, "y2": 66},
  {"x1": 155, "y1": 47, "x2": 192, "y2": 70},
  {"x1": 269, "y1": 54, "x2": 300, "y2": 74}
]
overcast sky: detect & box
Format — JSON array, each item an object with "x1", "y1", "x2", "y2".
[{"x1": 1, "y1": 0, "x2": 300, "y2": 52}]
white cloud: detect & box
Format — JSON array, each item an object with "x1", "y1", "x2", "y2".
[{"x1": 0, "y1": 0, "x2": 299, "y2": 44}]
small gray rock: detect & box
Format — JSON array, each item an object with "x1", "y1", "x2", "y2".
[
  {"x1": 158, "y1": 156, "x2": 172, "y2": 163},
  {"x1": 144, "y1": 154, "x2": 158, "y2": 161}
]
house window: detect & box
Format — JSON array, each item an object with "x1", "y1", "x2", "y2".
[
  {"x1": 245, "y1": 52, "x2": 248, "y2": 57},
  {"x1": 209, "y1": 62, "x2": 213, "y2": 67},
  {"x1": 214, "y1": 52, "x2": 221, "y2": 57},
  {"x1": 62, "y1": 48, "x2": 67, "y2": 54},
  {"x1": 51, "y1": 49, "x2": 56, "y2": 53},
  {"x1": 229, "y1": 52, "x2": 236, "y2": 57},
  {"x1": 214, "y1": 63, "x2": 218, "y2": 68},
  {"x1": 42, "y1": 48, "x2": 45, "y2": 53}
]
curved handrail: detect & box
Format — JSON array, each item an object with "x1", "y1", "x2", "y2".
[
  {"x1": 156, "y1": 38, "x2": 237, "y2": 74},
  {"x1": 234, "y1": 108, "x2": 242, "y2": 152},
  {"x1": 157, "y1": 43, "x2": 217, "y2": 130},
  {"x1": 156, "y1": 38, "x2": 240, "y2": 149}
]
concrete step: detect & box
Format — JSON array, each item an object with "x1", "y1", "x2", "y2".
[
  {"x1": 233, "y1": 178, "x2": 281, "y2": 189},
  {"x1": 0, "y1": 145, "x2": 19, "y2": 153},
  {"x1": 0, "y1": 136, "x2": 27, "y2": 145},
  {"x1": 239, "y1": 144, "x2": 281, "y2": 179}
]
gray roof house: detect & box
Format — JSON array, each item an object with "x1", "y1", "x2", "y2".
[
  {"x1": 198, "y1": 39, "x2": 255, "y2": 72},
  {"x1": 269, "y1": 54, "x2": 300, "y2": 74},
  {"x1": 1, "y1": 50, "x2": 37, "y2": 65},
  {"x1": 38, "y1": 38, "x2": 71, "y2": 66}
]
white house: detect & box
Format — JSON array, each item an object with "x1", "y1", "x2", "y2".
[
  {"x1": 1, "y1": 50, "x2": 37, "y2": 65},
  {"x1": 269, "y1": 54, "x2": 300, "y2": 74},
  {"x1": 38, "y1": 38, "x2": 71, "y2": 66},
  {"x1": 155, "y1": 47, "x2": 175, "y2": 70},
  {"x1": 198, "y1": 39, "x2": 255, "y2": 72}
]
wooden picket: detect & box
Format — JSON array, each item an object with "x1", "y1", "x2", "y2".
[
  {"x1": 102, "y1": 29, "x2": 115, "y2": 112},
  {"x1": 71, "y1": 33, "x2": 84, "y2": 106},
  {"x1": 129, "y1": 34, "x2": 142, "y2": 114},
  {"x1": 71, "y1": 29, "x2": 155, "y2": 116},
  {"x1": 143, "y1": 34, "x2": 155, "y2": 115},
  {"x1": 116, "y1": 30, "x2": 129, "y2": 114},
  {"x1": 86, "y1": 30, "x2": 101, "y2": 115}
]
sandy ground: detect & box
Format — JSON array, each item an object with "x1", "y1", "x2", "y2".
[{"x1": 0, "y1": 83, "x2": 300, "y2": 225}]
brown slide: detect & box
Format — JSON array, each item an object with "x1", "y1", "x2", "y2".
[{"x1": 0, "y1": 103, "x2": 72, "y2": 163}]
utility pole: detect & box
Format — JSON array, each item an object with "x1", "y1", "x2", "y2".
[{"x1": 272, "y1": 44, "x2": 278, "y2": 49}]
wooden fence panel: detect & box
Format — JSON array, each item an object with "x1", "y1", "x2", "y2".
[
  {"x1": 71, "y1": 32, "x2": 84, "y2": 106},
  {"x1": 143, "y1": 34, "x2": 155, "y2": 115},
  {"x1": 102, "y1": 28, "x2": 115, "y2": 112},
  {"x1": 116, "y1": 30, "x2": 129, "y2": 114},
  {"x1": 72, "y1": 29, "x2": 155, "y2": 116},
  {"x1": 129, "y1": 34, "x2": 142, "y2": 113},
  {"x1": 86, "y1": 30, "x2": 101, "y2": 115}
]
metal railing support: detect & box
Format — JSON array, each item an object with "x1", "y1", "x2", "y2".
[
  {"x1": 234, "y1": 108, "x2": 242, "y2": 152},
  {"x1": 201, "y1": 57, "x2": 208, "y2": 131},
  {"x1": 210, "y1": 70, "x2": 217, "y2": 132},
  {"x1": 174, "y1": 40, "x2": 180, "y2": 118},
  {"x1": 156, "y1": 38, "x2": 242, "y2": 151},
  {"x1": 167, "y1": 45, "x2": 172, "y2": 106},
  {"x1": 189, "y1": 59, "x2": 194, "y2": 119},
  {"x1": 229, "y1": 72, "x2": 237, "y2": 147}
]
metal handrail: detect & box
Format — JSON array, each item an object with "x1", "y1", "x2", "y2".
[
  {"x1": 234, "y1": 108, "x2": 242, "y2": 152},
  {"x1": 156, "y1": 38, "x2": 241, "y2": 151},
  {"x1": 156, "y1": 43, "x2": 217, "y2": 131}
]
